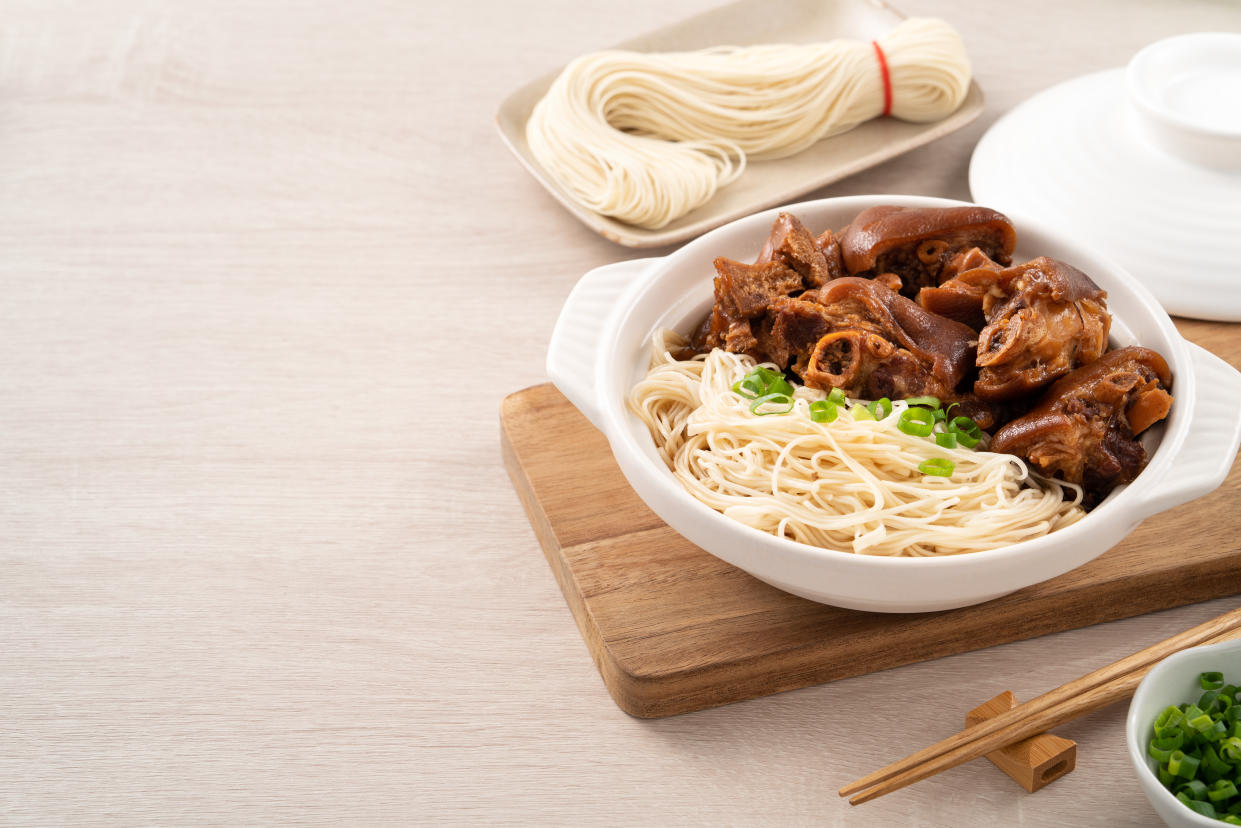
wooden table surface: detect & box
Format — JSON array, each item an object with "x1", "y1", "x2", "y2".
[{"x1": 3, "y1": 1, "x2": 1240, "y2": 825}]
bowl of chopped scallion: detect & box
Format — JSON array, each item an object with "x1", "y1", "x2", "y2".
[{"x1": 1128, "y1": 638, "x2": 1241, "y2": 826}]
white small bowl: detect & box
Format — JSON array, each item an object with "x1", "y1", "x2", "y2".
[
  {"x1": 1127, "y1": 33, "x2": 1241, "y2": 170},
  {"x1": 1127, "y1": 638, "x2": 1241, "y2": 827},
  {"x1": 547, "y1": 195, "x2": 1241, "y2": 613}
]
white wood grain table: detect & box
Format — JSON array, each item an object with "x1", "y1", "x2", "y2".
[{"x1": 3, "y1": 1, "x2": 1240, "y2": 825}]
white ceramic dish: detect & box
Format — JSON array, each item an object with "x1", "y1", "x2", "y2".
[
  {"x1": 496, "y1": 0, "x2": 983, "y2": 249},
  {"x1": 970, "y1": 34, "x2": 1241, "y2": 322},
  {"x1": 1127, "y1": 33, "x2": 1241, "y2": 171},
  {"x1": 547, "y1": 194, "x2": 1241, "y2": 613},
  {"x1": 1127, "y1": 638, "x2": 1241, "y2": 827}
]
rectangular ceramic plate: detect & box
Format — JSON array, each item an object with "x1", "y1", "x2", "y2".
[{"x1": 495, "y1": 0, "x2": 985, "y2": 249}]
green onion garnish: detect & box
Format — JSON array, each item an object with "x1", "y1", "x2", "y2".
[
  {"x1": 809, "y1": 400, "x2": 838, "y2": 423},
  {"x1": 948, "y1": 415, "x2": 983, "y2": 448},
  {"x1": 1151, "y1": 671, "x2": 1241, "y2": 821},
  {"x1": 732, "y1": 376, "x2": 764, "y2": 399},
  {"x1": 903, "y1": 395, "x2": 941, "y2": 409},
  {"x1": 917, "y1": 458, "x2": 955, "y2": 477},
  {"x1": 1213, "y1": 781, "x2": 1240, "y2": 803},
  {"x1": 1151, "y1": 738, "x2": 1180, "y2": 762},
  {"x1": 935, "y1": 431, "x2": 958, "y2": 449},
  {"x1": 867, "y1": 397, "x2": 893, "y2": 420},
  {"x1": 768, "y1": 378, "x2": 795, "y2": 397},
  {"x1": 750, "y1": 393, "x2": 793, "y2": 416},
  {"x1": 897, "y1": 407, "x2": 935, "y2": 437},
  {"x1": 1191, "y1": 712, "x2": 1218, "y2": 734},
  {"x1": 1182, "y1": 779, "x2": 1210, "y2": 800},
  {"x1": 826, "y1": 388, "x2": 847, "y2": 406},
  {"x1": 732, "y1": 366, "x2": 793, "y2": 401},
  {"x1": 1183, "y1": 798, "x2": 1218, "y2": 818},
  {"x1": 851, "y1": 404, "x2": 874, "y2": 421},
  {"x1": 1171, "y1": 750, "x2": 1202, "y2": 779}
]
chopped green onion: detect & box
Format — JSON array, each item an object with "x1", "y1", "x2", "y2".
[
  {"x1": 918, "y1": 458, "x2": 955, "y2": 477},
  {"x1": 1183, "y1": 799, "x2": 1218, "y2": 818},
  {"x1": 1181, "y1": 779, "x2": 1209, "y2": 800},
  {"x1": 826, "y1": 388, "x2": 847, "y2": 406},
  {"x1": 767, "y1": 378, "x2": 795, "y2": 397},
  {"x1": 809, "y1": 400, "x2": 838, "y2": 423},
  {"x1": 850, "y1": 404, "x2": 874, "y2": 421},
  {"x1": 732, "y1": 376, "x2": 764, "y2": 399},
  {"x1": 903, "y1": 395, "x2": 941, "y2": 409},
  {"x1": 749, "y1": 393, "x2": 793, "y2": 416},
  {"x1": 935, "y1": 431, "x2": 958, "y2": 449},
  {"x1": 1153, "y1": 671, "x2": 1241, "y2": 821},
  {"x1": 948, "y1": 415, "x2": 983, "y2": 448},
  {"x1": 867, "y1": 397, "x2": 892, "y2": 420},
  {"x1": 1170, "y1": 749, "x2": 1201, "y2": 779},
  {"x1": 733, "y1": 366, "x2": 793, "y2": 400},
  {"x1": 1205, "y1": 745, "x2": 1233, "y2": 776},
  {"x1": 1158, "y1": 734, "x2": 1187, "y2": 758},
  {"x1": 1219, "y1": 782, "x2": 1241, "y2": 804},
  {"x1": 1151, "y1": 738, "x2": 1179, "y2": 762},
  {"x1": 897, "y1": 407, "x2": 936, "y2": 437},
  {"x1": 1157, "y1": 706, "x2": 1187, "y2": 733}
]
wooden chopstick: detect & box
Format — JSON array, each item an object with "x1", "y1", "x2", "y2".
[{"x1": 839, "y1": 606, "x2": 1241, "y2": 805}]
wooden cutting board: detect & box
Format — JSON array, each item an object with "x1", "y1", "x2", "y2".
[{"x1": 501, "y1": 322, "x2": 1241, "y2": 719}]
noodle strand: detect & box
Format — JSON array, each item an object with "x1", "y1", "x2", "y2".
[
  {"x1": 628, "y1": 331, "x2": 1085, "y2": 557},
  {"x1": 527, "y1": 18, "x2": 972, "y2": 229}
]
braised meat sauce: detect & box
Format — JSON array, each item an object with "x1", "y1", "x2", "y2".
[{"x1": 689, "y1": 206, "x2": 1175, "y2": 505}]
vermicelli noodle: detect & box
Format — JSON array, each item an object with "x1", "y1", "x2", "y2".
[
  {"x1": 526, "y1": 18, "x2": 972, "y2": 229},
  {"x1": 629, "y1": 331, "x2": 1085, "y2": 556}
]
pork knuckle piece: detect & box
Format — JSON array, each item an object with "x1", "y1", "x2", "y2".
[
  {"x1": 974, "y1": 257, "x2": 1110, "y2": 401},
  {"x1": 990, "y1": 346, "x2": 1173, "y2": 506},
  {"x1": 694, "y1": 212, "x2": 844, "y2": 355},
  {"x1": 838, "y1": 206, "x2": 1017, "y2": 298},
  {"x1": 796, "y1": 277, "x2": 977, "y2": 402},
  {"x1": 755, "y1": 212, "x2": 843, "y2": 287},
  {"x1": 916, "y1": 247, "x2": 1008, "y2": 330}
]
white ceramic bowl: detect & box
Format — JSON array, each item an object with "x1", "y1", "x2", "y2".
[
  {"x1": 547, "y1": 195, "x2": 1241, "y2": 613},
  {"x1": 1127, "y1": 638, "x2": 1241, "y2": 827},
  {"x1": 1127, "y1": 33, "x2": 1241, "y2": 171}
]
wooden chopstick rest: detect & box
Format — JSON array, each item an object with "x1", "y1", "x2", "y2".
[{"x1": 966, "y1": 691, "x2": 1076, "y2": 792}]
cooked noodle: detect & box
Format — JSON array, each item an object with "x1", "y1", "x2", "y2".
[
  {"x1": 526, "y1": 18, "x2": 972, "y2": 229},
  {"x1": 628, "y1": 330, "x2": 1085, "y2": 556}
]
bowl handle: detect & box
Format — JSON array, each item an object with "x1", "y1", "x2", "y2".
[
  {"x1": 1137, "y1": 342, "x2": 1241, "y2": 516},
  {"x1": 546, "y1": 257, "x2": 657, "y2": 431}
]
